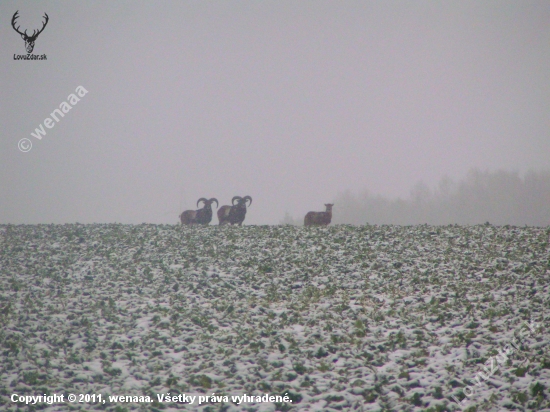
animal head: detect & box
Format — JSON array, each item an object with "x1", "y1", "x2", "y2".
[
  {"x1": 325, "y1": 203, "x2": 334, "y2": 212},
  {"x1": 197, "y1": 198, "x2": 219, "y2": 209},
  {"x1": 232, "y1": 196, "x2": 252, "y2": 207},
  {"x1": 12, "y1": 11, "x2": 49, "y2": 54}
]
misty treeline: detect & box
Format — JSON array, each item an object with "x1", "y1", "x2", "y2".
[{"x1": 280, "y1": 169, "x2": 550, "y2": 226}]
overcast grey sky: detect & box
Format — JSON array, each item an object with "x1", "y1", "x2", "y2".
[{"x1": 1, "y1": 1, "x2": 549, "y2": 224}]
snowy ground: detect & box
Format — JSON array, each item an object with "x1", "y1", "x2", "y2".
[{"x1": 0, "y1": 224, "x2": 548, "y2": 411}]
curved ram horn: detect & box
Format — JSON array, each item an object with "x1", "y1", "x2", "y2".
[
  {"x1": 209, "y1": 198, "x2": 219, "y2": 209},
  {"x1": 232, "y1": 196, "x2": 242, "y2": 205},
  {"x1": 243, "y1": 196, "x2": 252, "y2": 206},
  {"x1": 197, "y1": 198, "x2": 208, "y2": 208}
]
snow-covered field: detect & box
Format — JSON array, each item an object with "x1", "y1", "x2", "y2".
[{"x1": 0, "y1": 224, "x2": 548, "y2": 411}]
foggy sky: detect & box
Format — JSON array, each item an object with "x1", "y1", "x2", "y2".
[{"x1": 2, "y1": 1, "x2": 550, "y2": 225}]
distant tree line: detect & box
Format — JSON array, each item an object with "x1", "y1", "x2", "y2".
[{"x1": 280, "y1": 169, "x2": 550, "y2": 226}]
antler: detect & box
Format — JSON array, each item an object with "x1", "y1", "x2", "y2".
[
  {"x1": 209, "y1": 198, "x2": 219, "y2": 208},
  {"x1": 232, "y1": 196, "x2": 242, "y2": 205},
  {"x1": 30, "y1": 13, "x2": 49, "y2": 39},
  {"x1": 11, "y1": 11, "x2": 26, "y2": 36},
  {"x1": 197, "y1": 198, "x2": 208, "y2": 208},
  {"x1": 11, "y1": 11, "x2": 49, "y2": 40},
  {"x1": 243, "y1": 196, "x2": 252, "y2": 206}
]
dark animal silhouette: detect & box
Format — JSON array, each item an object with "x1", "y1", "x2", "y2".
[
  {"x1": 180, "y1": 198, "x2": 218, "y2": 225},
  {"x1": 304, "y1": 203, "x2": 334, "y2": 226},
  {"x1": 218, "y1": 196, "x2": 252, "y2": 226}
]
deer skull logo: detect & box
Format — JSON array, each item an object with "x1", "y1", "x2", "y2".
[{"x1": 11, "y1": 11, "x2": 49, "y2": 54}]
